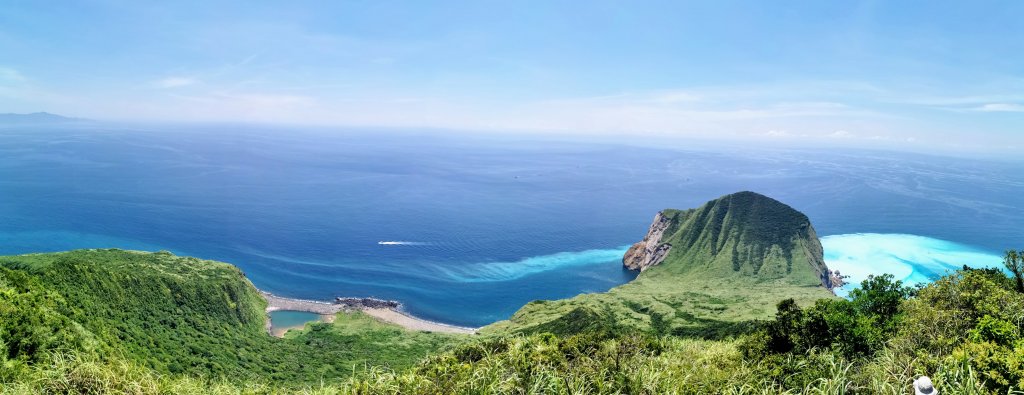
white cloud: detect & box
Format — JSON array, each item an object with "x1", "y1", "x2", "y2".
[
  {"x1": 764, "y1": 130, "x2": 792, "y2": 137},
  {"x1": 107, "y1": 90, "x2": 319, "y2": 124},
  {"x1": 0, "y1": 67, "x2": 25, "y2": 98},
  {"x1": 975, "y1": 103, "x2": 1024, "y2": 112},
  {"x1": 828, "y1": 130, "x2": 853, "y2": 138},
  {"x1": 896, "y1": 94, "x2": 1024, "y2": 107},
  {"x1": 648, "y1": 91, "x2": 703, "y2": 104},
  {"x1": 108, "y1": 84, "x2": 899, "y2": 145},
  {"x1": 0, "y1": 67, "x2": 72, "y2": 106},
  {"x1": 153, "y1": 77, "x2": 198, "y2": 89},
  {"x1": 0, "y1": 67, "x2": 26, "y2": 83},
  {"x1": 214, "y1": 92, "x2": 313, "y2": 106}
]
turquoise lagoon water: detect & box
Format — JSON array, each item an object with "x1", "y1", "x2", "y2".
[
  {"x1": 0, "y1": 125, "x2": 1020, "y2": 326},
  {"x1": 269, "y1": 311, "x2": 322, "y2": 331}
]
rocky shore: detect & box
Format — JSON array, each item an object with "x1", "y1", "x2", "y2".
[
  {"x1": 260, "y1": 291, "x2": 476, "y2": 335},
  {"x1": 335, "y1": 297, "x2": 400, "y2": 309},
  {"x1": 261, "y1": 291, "x2": 345, "y2": 314},
  {"x1": 829, "y1": 269, "x2": 848, "y2": 289}
]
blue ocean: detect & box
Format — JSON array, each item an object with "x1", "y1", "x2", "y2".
[{"x1": 1, "y1": 125, "x2": 1021, "y2": 327}]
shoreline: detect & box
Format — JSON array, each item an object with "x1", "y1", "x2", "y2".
[{"x1": 260, "y1": 291, "x2": 477, "y2": 335}]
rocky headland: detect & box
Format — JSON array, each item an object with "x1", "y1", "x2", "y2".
[{"x1": 622, "y1": 191, "x2": 836, "y2": 291}]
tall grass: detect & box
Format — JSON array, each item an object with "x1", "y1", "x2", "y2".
[{"x1": 4, "y1": 335, "x2": 1023, "y2": 395}]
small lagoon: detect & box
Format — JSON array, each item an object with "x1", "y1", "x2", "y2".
[{"x1": 269, "y1": 311, "x2": 323, "y2": 336}]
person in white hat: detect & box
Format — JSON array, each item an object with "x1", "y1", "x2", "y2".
[{"x1": 914, "y1": 376, "x2": 937, "y2": 395}]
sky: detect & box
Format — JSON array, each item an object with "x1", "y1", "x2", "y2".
[{"x1": 1, "y1": 1, "x2": 1022, "y2": 154}]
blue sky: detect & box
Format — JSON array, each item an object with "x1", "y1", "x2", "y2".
[{"x1": 1, "y1": 1, "x2": 1022, "y2": 153}]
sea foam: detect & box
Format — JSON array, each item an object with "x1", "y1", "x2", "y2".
[
  {"x1": 821, "y1": 233, "x2": 1003, "y2": 297},
  {"x1": 435, "y1": 246, "x2": 633, "y2": 282}
]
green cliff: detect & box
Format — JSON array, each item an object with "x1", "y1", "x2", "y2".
[
  {"x1": 0, "y1": 249, "x2": 460, "y2": 386},
  {"x1": 624, "y1": 191, "x2": 833, "y2": 288},
  {"x1": 483, "y1": 191, "x2": 836, "y2": 336}
]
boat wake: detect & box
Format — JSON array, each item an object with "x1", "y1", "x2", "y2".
[{"x1": 378, "y1": 241, "x2": 430, "y2": 246}]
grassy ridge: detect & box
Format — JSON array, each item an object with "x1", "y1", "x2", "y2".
[
  {"x1": 483, "y1": 192, "x2": 834, "y2": 337},
  {"x1": 0, "y1": 249, "x2": 463, "y2": 385},
  {"x1": 654, "y1": 191, "x2": 828, "y2": 286}
]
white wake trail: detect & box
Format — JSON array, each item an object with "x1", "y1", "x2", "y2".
[{"x1": 378, "y1": 241, "x2": 430, "y2": 246}]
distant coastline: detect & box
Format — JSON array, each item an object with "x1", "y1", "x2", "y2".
[{"x1": 260, "y1": 291, "x2": 477, "y2": 335}]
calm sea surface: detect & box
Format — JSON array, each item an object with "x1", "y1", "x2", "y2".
[{"x1": 1, "y1": 125, "x2": 1021, "y2": 326}]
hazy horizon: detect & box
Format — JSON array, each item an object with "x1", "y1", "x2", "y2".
[{"x1": 2, "y1": 1, "x2": 1022, "y2": 155}]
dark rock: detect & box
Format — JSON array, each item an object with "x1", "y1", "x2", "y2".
[{"x1": 334, "y1": 297, "x2": 400, "y2": 309}]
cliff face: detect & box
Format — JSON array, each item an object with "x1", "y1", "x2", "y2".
[
  {"x1": 622, "y1": 212, "x2": 673, "y2": 271},
  {"x1": 623, "y1": 191, "x2": 834, "y2": 290}
]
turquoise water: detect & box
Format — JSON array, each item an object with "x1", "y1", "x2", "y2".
[
  {"x1": 269, "y1": 311, "x2": 322, "y2": 330},
  {"x1": 823, "y1": 233, "x2": 1005, "y2": 296}
]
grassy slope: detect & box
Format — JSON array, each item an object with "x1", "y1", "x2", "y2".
[
  {"x1": 0, "y1": 334, "x2": 869, "y2": 395},
  {"x1": 0, "y1": 249, "x2": 464, "y2": 385},
  {"x1": 6, "y1": 270, "x2": 1008, "y2": 394},
  {"x1": 483, "y1": 192, "x2": 834, "y2": 337}
]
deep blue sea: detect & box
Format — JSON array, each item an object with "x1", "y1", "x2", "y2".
[{"x1": 1, "y1": 125, "x2": 1022, "y2": 327}]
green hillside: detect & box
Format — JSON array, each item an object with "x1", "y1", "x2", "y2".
[
  {"x1": 482, "y1": 191, "x2": 835, "y2": 337},
  {"x1": 0, "y1": 249, "x2": 462, "y2": 386},
  {"x1": 6, "y1": 266, "x2": 1019, "y2": 394},
  {"x1": 654, "y1": 191, "x2": 831, "y2": 287}
]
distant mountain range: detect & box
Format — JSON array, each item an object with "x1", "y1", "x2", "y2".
[{"x1": 0, "y1": 112, "x2": 88, "y2": 124}]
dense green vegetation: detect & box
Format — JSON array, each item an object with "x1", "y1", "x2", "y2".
[
  {"x1": 656, "y1": 191, "x2": 829, "y2": 285},
  {"x1": 483, "y1": 192, "x2": 833, "y2": 337},
  {"x1": 324, "y1": 267, "x2": 1024, "y2": 394},
  {"x1": 5, "y1": 265, "x2": 1024, "y2": 394},
  {"x1": 0, "y1": 249, "x2": 462, "y2": 387}
]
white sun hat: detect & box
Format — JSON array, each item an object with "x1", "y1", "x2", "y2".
[{"x1": 914, "y1": 376, "x2": 937, "y2": 395}]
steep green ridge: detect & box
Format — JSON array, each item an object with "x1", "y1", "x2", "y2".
[
  {"x1": 483, "y1": 192, "x2": 835, "y2": 337},
  {"x1": 654, "y1": 191, "x2": 831, "y2": 287},
  {"x1": 0, "y1": 249, "x2": 462, "y2": 385}
]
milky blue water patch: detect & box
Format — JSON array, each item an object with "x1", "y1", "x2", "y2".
[
  {"x1": 269, "y1": 310, "x2": 322, "y2": 330},
  {"x1": 433, "y1": 246, "x2": 632, "y2": 282},
  {"x1": 821, "y1": 233, "x2": 1004, "y2": 297}
]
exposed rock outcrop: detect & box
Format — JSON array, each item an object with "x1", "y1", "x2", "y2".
[
  {"x1": 622, "y1": 212, "x2": 673, "y2": 271},
  {"x1": 829, "y1": 269, "x2": 848, "y2": 289},
  {"x1": 261, "y1": 292, "x2": 401, "y2": 313},
  {"x1": 334, "y1": 297, "x2": 400, "y2": 309}
]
